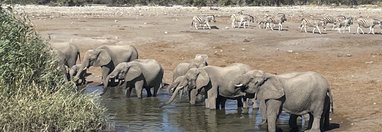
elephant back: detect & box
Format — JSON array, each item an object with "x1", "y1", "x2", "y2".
[
  {"x1": 130, "y1": 59, "x2": 163, "y2": 85},
  {"x1": 99, "y1": 45, "x2": 139, "y2": 66}
]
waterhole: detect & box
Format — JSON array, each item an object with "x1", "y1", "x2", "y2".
[{"x1": 85, "y1": 84, "x2": 311, "y2": 132}]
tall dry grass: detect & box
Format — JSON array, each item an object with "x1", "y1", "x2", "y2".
[{"x1": 0, "y1": 6, "x2": 108, "y2": 131}]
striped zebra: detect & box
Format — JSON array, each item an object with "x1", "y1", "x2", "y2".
[
  {"x1": 336, "y1": 17, "x2": 353, "y2": 33},
  {"x1": 322, "y1": 15, "x2": 346, "y2": 31},
  {"x1": 231, "y1": 13, "x2": 255, "y2": 28},
  {"x1": 257, "y1": 15, "x2": 271, "y2": 29},
  {"x1": 356, "y1": 17, "x2": 381, "y2": 34},
  {"x1": 191, "y1": 15, "x2": 216, "y2": 30},
  {"x1": 300, "y1": 18, "x2": 325, "y2": 34},
  {"x1": 266, "y1": 13, "x2": 287, "y2": 31}
]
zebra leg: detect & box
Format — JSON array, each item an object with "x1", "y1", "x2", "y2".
[
  {"x1": 359, "y1": 27, "x2": 365, "y2": 34},
  {"x1": 279, "y1": 23, "x2": 282, "y2": 31},
  {"x1": 194, "y1": 23, "x2": 198, "y2": 30},
  {"x1": 368, "y1": 26, "x2": 372, "y2": 34},
  {"x1": 317, "y1": 26, "x2": 322, "y2": 34},
  {"x1": 270, "y1": 23, "x2": 274, "y2": 30},
  {"x1": 304, "y1": 26, "x2": 308, "y2": 33},
  {"x1": 206, "y1": 22, "x2": 211, "y2": 29},
  {"x1": 348, "y1": 26, "x2": 351, "y2": 33}
]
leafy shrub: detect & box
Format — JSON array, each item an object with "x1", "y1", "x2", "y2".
[{"x1": 0, "y1": 7, "x2": 108, "y2": 131}]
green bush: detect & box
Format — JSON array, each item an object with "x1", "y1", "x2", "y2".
[{"x1": 0, "y1": 7, "x2": 108, "y2": 131}]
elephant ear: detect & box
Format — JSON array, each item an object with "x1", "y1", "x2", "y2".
[
  {"x1": 257, "y1": 76, "x2": 284, "y2": 100},
  {"x1": 94, "y1": 49, "x2": 111, "y2": 66},
  {"x1": 195, "y1": 69, "x2": 210, "y2": 90},
  {"x1": 125, "y1": 65, "x2": 141, "y2": 81}
]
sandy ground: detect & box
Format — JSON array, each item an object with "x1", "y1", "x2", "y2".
[{"x1": 13, "y1": 5, "x2": 382, "y2": 131}]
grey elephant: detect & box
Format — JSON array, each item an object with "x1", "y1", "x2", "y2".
[
  {"x1": 74, "y1": 45, "x2": 138, "y2": 86},
  {"x1": 162, "y1": 63, "x2": 251, "y2": 110},
  {"x1": 104, "y1": 59, "x2": 164, "y2": 98},
  {"x1": 52, "y1": 43, "x2": 81, "y2": 80},
  {"x1": 169, "y1": 54, "x2": 208, "y2": 100},
  {"x1": 234, "y1": 70, "x2": 333, "y2": 132},
  {"x1": 68, "y1": 64, "x2": 87, "y2": 86}
]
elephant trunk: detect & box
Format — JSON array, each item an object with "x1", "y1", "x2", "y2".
[
  {"x1": 75, "y1": 59, "x2": 89, "y2": 81},
  {"x1": 160, "y1": 86, "x2": 184, "y2": 108},
  {"x1": 189, "y1": 89, "x2": 198, "y2": 105},
  {"x1": 100, "y1": 76, "x2": 111, "y2": 96}
]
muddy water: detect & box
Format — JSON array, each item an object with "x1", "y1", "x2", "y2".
[{"x1": 85, "y1": 84, "x2": 306, "y2": 132}]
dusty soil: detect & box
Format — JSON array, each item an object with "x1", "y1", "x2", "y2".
[{"x1": 15, "y1": 5, "x2": 382, "y2": 131}]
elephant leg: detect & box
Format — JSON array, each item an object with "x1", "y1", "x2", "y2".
[
  {"x1": 259, "y1": 100, "x2": 267, "y2": 125},
  {"x1": 134, "y1": 81, "x2": 144, "y2": 98},
  {"x1": 101, "y1": 67, "x2": 111, "y2": 86},
  {"x1": 265, "y1": 100, "x2": 282, "y2": 132},
  {"x1": 153, "y1": 85, "x2": 160, "y2": 97},
  {"x1": 307, "y1": 113, "x2": 314, "y2": 129},
  {"x1": 236, "y1": 97, "x2": 243, "y2": 108},
  {"x1": 146, "y1": 87, "x2": 152, "y2": 97},
  {"x1": 219, "y1": 96, "x2": 226, "y2": 109},
  {"x1": 252, "y1": 98, "x2": 259, "y2": 109},
  {"x1": 125, "y1": 87, "x2": 132, "y2": 97},
  {"x1": 289, "y1": 114, "x2": 299, "y2": 131},
  {"x1": 207, "y1": 89, "x2": 217, "y2": 110}
]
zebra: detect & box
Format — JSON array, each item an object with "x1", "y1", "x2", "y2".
[
  {"x1": 356, "y1": 17, "x2": 381, "y2": 34},
  {"x1": 336, "y1": 17, "x2": 353, "y2": 33},
  {"x1": 300, "y1": 18, "x2": 325, "y2": 34},
  {"x1": 231, "y1": 13, "x2": 254, "y2": 28},
  {"x1": 257, "y1": 15, "x2": 271, "y2": 29},
  {"x1": 265, "y1": 13, "x2": 287, "y2": 31},
  {"x1": 191, "y1": 15, "x2": 216, "y2": 30},
  {"x1": 322, "y1": 15, "x2": 346, "y2": 31}
]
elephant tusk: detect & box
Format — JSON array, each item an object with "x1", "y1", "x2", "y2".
[{"x1": 235, "y1": 83, "x2": 243, "y2": 87}]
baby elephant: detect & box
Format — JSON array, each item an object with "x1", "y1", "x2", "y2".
[
  {"x1": 68, "y1": 64, "x2": 87, "y2": 86},
  {"x1": 103, "y1": 59, "x2": 164, "y2": 98}
]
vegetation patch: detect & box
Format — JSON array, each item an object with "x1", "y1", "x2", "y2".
[{"x1": 0, "y1": 6, "x2": 108, "y2": 131}]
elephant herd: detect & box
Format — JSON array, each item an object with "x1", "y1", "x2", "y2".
[{"x1": 53, "y1": 43, "x2": 333, "y2": 132}]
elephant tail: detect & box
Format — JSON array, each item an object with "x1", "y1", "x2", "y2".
[{"x1": 327, "y1": 88, "x2": 334, "y2": 114}]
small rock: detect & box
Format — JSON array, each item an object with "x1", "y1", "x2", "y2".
[
  {"x1": 365, "y1": 61, "x2": 374, "y2": 64},
  {"x1": 243, "y1": 39, "x2": 250, "y2": 42},
  {"x1": 220, "y1": 49, "x2": 223, "y2": 52},
  {"x1": 346, "y1": 54, "x2": 352, "y2": 57},
  {"x1": 225, "y1": 27, "x2": 229, "y2": 29},
  {"x1": 143, "y1": 22, "x2": 147, "y2": 25},
  {"x1": 351, "y1": 123, "x2": 354, "y2": 126},
  {"x1": 114, "y1": 20, "x2": 118, "y2": 22},
  {"x1": 241, "y1": 48, "x2": 246, "y2": 51},
  {"x1": 373, "y1": 102, "x2": 377, "y2": 105},
  {"x1": 212, "y1": 46, "x2": 216, "y2": 49},
  {"x1": 287, "y1": 50, "x2": 294, "y2": 53},
  {"x1": 164, "y1": 31, "x2": 168, "y2": 34},
  {"x1": 276, "y1": 48, "x2": 280, "y2": 51}
]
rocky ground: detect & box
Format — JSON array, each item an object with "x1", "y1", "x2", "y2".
[{"x1": 13, "y1": 5, "x2": 382, "y2": 131}]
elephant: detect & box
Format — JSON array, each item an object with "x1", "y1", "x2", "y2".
[
  {"x1": 68, "y1": 64, "x2": 87, "y2": 86},
  {"x1": 162, "y1": 63, "x2": 251, "y2": 110},
  {"x1": 234, "y1": 70, "x2": 333, "y2": 132},
  {"x1": 74, "y1": 45, "x2": 138, "y2": 86},
  {"x1": 169, "y1": 54, "x2": 208, "y2": 101},
  {"x1": 52, "y1": 43, "x2": 81, "y2": 80},
  {"x1": 103, "y1": 59, "x2": 164, "y2": 98}
]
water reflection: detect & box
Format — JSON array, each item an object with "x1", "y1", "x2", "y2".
[{"x1": 85, "y1": 84, "x2": 302, "y2": 132}]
